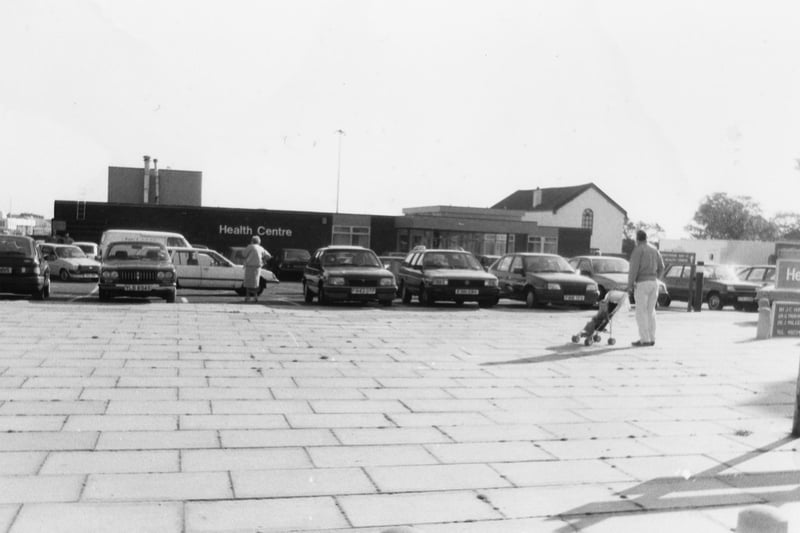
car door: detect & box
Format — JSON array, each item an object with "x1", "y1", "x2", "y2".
[
  {"x1": 199, "y1": 250, "x2": 241, "y2": 289},
  {"x1": 172, "y1": 250, "x2": 202, "y2": 289},
  {"x1": 663, "y1": 264, "x2": 689, "y2": 301},
  {"x1": 507, "y1": 255, "x2": 528, "y2": 300},
  {"x1": 399, "y1": 252, "x2": 423, "y2": 294},
  {"x1": 492, "y1": 255, "x2": 514, "y2": 298},
  {"x1": 303, "y1": 250, "x2": 324, "y2": 294}
]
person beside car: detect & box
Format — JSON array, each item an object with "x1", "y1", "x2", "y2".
[
  {"x1": 627, "y1": 230, "x2": 665, "y2": 347},
  {"x1": 242, "y1": 236, "x2": 271, "y2": 303}
]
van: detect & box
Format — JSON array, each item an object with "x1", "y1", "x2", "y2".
[{"x1": 100, "y1": 229, "x2": 190, "y2": 257}]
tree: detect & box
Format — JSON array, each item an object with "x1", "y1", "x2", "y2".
[
  {"x1": 772, "y1": 212, "x2": 800, "y2": 240},
  {"x1": 622, "y1": 219, "x2": 664, "y2": 254},
  {"x1": 685, "y1": 193, "x2": 777, "y2": 240}
]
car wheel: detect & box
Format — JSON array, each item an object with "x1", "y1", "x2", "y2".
[
  {"x1": 707, "y1": 292, "x2": 723, "y2": 311},
  {"x1": 59, "y1": 269, "x2": 70, "y2": 281},
  {"x1": 525, "y1": 287, "x2": 536, "y2": 309},
  {"x1": 235, "y1": 287, "x2": 246, "y2": 297},
  {"x1": 301, "y1": 282, "x2": 312, "y2": 303},
  {"x1": 257, "y1": 279, "x2": 266, "y2": 296},
  {"x1": 661, "y1": 296, "x2": 671, "y2": 307},
  {"x1": 165, "y1": 290, "x2": 176, "y2": 303},
  {"x1": 419, "y1": 285, "x2": 433, "y2": 306},
  {"x1": 318, "y1": 284, "x2": 329, "y2": 305},
  {"x1": 400, "y1": 283, "x2": 412, "y2": 304}
]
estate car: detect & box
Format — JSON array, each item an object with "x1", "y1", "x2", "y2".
[
  {"x1": 98, "y1": 241, "x2": 177, "y2": 302},
  {"x1": 302, "y1": 246, "x2": 396, "y2": 306},
  {"x1": 396, "y1": 248, "x2": 499, "y2": 307},
  {"x1": 490, "y1": 253, "x2": 599, "y2": 308}
]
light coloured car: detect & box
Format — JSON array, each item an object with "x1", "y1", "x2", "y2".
[
  {"x1": 38, "y1": 243, "x2": 101, "y2": 281},
  {"x1": 169, "y1": 247, "x2": 278, "y2": 296},
  {"x1": 568, "y1": 255, "x2": 670, "y2": 307},
  {"x1": 73, "y1": 241, "x2": 100, "y2": 261}
]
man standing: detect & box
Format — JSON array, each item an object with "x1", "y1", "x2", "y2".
[{"x1": 627, "y1": 229, "x2": 665, "y2": 347}]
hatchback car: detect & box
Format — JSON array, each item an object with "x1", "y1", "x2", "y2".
[
  {"x1": 661, "y1": 263, "x2": 761, "y2": 310},
  {"x1": 73, "y1": 241, "x2": 100, "y2": 261},
  {"x1": 569, "y1": 255, "x2": 670, "y2": 306},
  {"x1": 170, "y1": 246, "x2": 278, "y2": 295},
  {"x1": 98, "y1": 241, "x2": 177, "y2": 302},
  {"x1": 0, "y1": 235, "x2": 50, "y2": 300},
  {"x1": 302, "y1": 246, "x2": 396, "y2": 306},
  {"x1": 396, "y1": 248, "x2": 499, "y2": 307},
  {"x1": 39, "y1": 243, "x2": 101, "y2": 281},
  {"x1": 270, "y1": 248, "x2": 311, "y2": 280},
  {"x1": 737, "y1": 265, "x2": 776, "y2": 287},
  {"x1": 490, "y1": 253, "x2": 599, "y2": 308}
]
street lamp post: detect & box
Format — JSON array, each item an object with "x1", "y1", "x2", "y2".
[{"x1": 335, "y1": 129, "x2": 345, "y2": 214}]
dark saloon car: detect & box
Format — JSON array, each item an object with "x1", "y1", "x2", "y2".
[
  {"x1": 271, "y1": 248, "x2": 311, "y2": 280},
  {"x1": 661, "y1": 263, "x2": 761, "y2": 310},
  {"x1": 98, "y1": 241, "x2": 177, "y2": 303},
  {"x1": 396, "y1": 248, "x2": 499, "y2": 307},
  {"x1": 302, "y1": 246, "x2": 396, "y2": 306},
  {"x1": 490, "y1": 253, "x2": 599, "y2": 308},
  {"x1": 568, "y1": 255, "x2": 670, "y2": 307},
  {"x1": 0, "y1": 235, "x2": 50, "y2": 300}
]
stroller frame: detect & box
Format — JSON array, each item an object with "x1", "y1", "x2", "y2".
[{"x1": 571, "y1": 291, "x2": 627, "y2": 346}]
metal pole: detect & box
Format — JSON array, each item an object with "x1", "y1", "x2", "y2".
[{"x1": 335, "y1": 129, "x2": 345, "y2": 214}]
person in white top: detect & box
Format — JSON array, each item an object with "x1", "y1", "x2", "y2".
[{"x1": 242, "y1": 236, "x2": 271, "y2": 303}]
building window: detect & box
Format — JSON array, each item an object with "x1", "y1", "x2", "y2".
[
  {"x1": 332, "y1": 225, "x2": 370, "y2": 247},
  {"x1": 527, "y1": 236, "x2": 558, "y2": 254},
  {"x1": 582, "y1": 209, "x2": 594, "y2": 230}
]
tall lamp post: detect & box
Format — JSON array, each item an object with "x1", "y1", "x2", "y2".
[{"x1": 335, "y1": 129, "x2": 345, "y2": 214}]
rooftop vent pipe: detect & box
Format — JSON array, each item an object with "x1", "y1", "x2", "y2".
[{"x1": 143, "y1": 155, "x2": 151, "y2": 203}]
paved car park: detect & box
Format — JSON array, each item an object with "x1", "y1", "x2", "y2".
[{"x1": 1, "y1": 293, "x2": 799, "y2": 532}]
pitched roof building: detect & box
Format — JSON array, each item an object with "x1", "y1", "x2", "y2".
[{"x1": 493, "y1": 183, "x2": 626, "y2": 253}]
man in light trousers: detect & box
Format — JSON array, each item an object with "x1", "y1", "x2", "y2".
[{"x1": 627, "y1": 229, "x2": 665, "y2": 347}]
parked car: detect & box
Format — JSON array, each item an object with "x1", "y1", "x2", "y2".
[
  {"x1": 490, "y1": 252, "x2": 599, "y2": 308},
  {"x1": 98, "y1": 241, "x2": 177, "y2": 303},
  {"x1": 73, "y1": 241, "x2": 100, "y2": 261},
  {"x1": 170, "y1": 246, "x2": 278, "y2": 295},
  {"x1": 0, "y1": 235, "x2": 50, "y2": 300},
  {"x1": 38, "y1": 243, "x2": 101, "y2": 281},
  {"x1": 568, "y1": 255, "x2": 670, "y2": 307},
  {"x1": 756, "y1": 283, "x2": 800, "y2": 308},
  {"x1": 302, "y1": 246, "x2": 396, "y2": 306},
  {"x1": 226, "y1": 246, "x2": 247, "y2": 265},
  {"x1": 396, "y1": 247, "x2": 499, "y2": 307},
  {"x1": 737, "y1": 265, "x2": 776, "y2": 286},
  {"x1": 661, "y1": 263, "x2": 761, "y2": 310},
  {"x1": 270, "y1": 248, "x2": 311, "y2": 280}
]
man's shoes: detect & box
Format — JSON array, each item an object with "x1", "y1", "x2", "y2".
[{"x1": 631, "y1": 340, "x2": 655, "y2": 347}]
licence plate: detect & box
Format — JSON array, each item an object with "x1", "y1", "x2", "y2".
[
  {"x1": 564, "y1": 295, "x2": 585, "y2": 301},
  {"x1": 455, "y1": 289, "x2": 479, "y2": 295},
  {"x1": 0, "y1": 267, "x2": 10, "y2": 274},
  {"x1": 738, "y1": 296, "x2": 754, "y2": 302},
  {"x1": 123, "y1": 284, "x2": 157, "y2": 291},
  {"x1": 351, "y1": 287, "x2": 376, "y2": 295}
]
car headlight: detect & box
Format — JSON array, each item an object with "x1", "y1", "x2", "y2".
[
  {"x1": 430, "y1": 278, "x2": 448, "y2": 286},
  {"x1": 157, "y1": 272, "x2": 165, "y2": 280},
  {"x1": 586, "y1": 283, "x2": 598, "y2": 292},
  {"x1": 726, "y1": 285, "x2": 735, "y2": 292},
  {"x1": 547, "y1": 283, "x2": 561, "y2": 290},
  {"x1": 379, "y1": 278, "x2": 394, "y2": 287},
  {"x1": 328, "y1": 276, "x2": 345, "y2": 286},
  {"x1": 485, "y1": 279, "x2": 498, "y2": 287},
  {"x1": 101, "y1": 270, "x2": 119, "y2": 280},
  {"x1": 164, "y1": 271, "x2": 175, "y2": 281}
]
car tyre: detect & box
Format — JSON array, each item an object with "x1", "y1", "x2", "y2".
[
  {"x1": 400, "y1": 283, "x2": 412, "y2": 304},
  {"x1": 303, "y1": 281, "x2": 314, "y2": 303},
  {"x1": 318, "y1": 284, "x2": 329, "y2": 305},
  {"x1": 661, "y1": 296, "x2": 671, "y2": 307},
  {"x1": 59, "y1": 269, "x2": 70, "y2": 282},
  {"x1": 525, "y1": 287, "x2": 536, "y2": 309},
  {"x1": 419, "y1": 285, "x2": 434, "y2": 306},
  {"x1": 707, "y1": 292, "x2": 723, "y2": 311},
  {"x1": 257, "y1": 279, "x2": 266, "y2": 296}
]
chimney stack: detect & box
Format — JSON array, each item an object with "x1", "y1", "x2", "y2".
[
  {"x1": 153, "y1": 158, "x2": 160, "y2": 205},
  {"x1": 143, "y1": 155, "x2": 151, "y2": 204},
  {"x1": 532, "y1": 187, "x2": 542, "y2": 208}
]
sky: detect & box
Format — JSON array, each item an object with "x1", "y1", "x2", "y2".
[{"x1": 2, "y1": 1, "x2": 800, "y2": 238}]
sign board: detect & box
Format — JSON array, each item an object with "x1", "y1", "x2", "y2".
[
  {"x1": 772, "y1": 301, "x2": 800, "y2": 337},
  {"x1": 776, "y1": 259, "x2": 800, "y2": 290},
  {"x1": 661, "y1": 251, "x2": 696, "y2": 265},
  {"x1": 775, "y1": 242, "x2": 800, "y2": 260}
]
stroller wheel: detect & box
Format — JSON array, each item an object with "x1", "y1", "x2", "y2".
[
  {"x1": 571, "y1": 335, "x2": 580, "y2": 343},
  {"x1": 584, "y1": 337, "x2": 593, "y2": 346},
  {"x1": 593, "y1": 334, "x2": 602, "y2": 342},
  {"x1": 607, "y1": 338, "x2": 616, "y2": 345}
]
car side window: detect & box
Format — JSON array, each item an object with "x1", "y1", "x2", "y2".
[
  {"x1": 496, "y1": 256, "x2": 512, "y2": 272},
  {"x1": 510, "y1": 256, "x2": 523, "y2": 272},
  {"x1": 664, "y1": 265, "x2": 681, "y2": 278},
  {"x1": 197, "y1": 254, "x2": 214, "y2": 267}
]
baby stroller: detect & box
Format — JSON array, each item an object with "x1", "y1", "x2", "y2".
[{"x1": 571, "y1": 289, "x2": 630, "y2": 346}]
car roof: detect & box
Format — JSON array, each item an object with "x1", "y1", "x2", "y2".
[
  {"x1": 418, "y1": 249, "x2": 473, "y2": 254},
  {"x1": 168, "y1": 246, "x2": 219, "y2": 253},
  {"x1": 319, "y1": 245, "x2": 370, "y2": 251},
  {"x1": 107, "y1": 240, "x2": 166, "y2": 247}
]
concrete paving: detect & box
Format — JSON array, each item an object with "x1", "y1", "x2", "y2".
[{"x1": 0, "y1": 299, "x2": 799, "y2": 532}]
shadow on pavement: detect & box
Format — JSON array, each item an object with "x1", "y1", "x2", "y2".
[
  {"x1": 550, "y1": 435, "x2": 800, "y2": 532},
  {"x1": 481, "y1": 343, "x2": 626, "y2": 366}
]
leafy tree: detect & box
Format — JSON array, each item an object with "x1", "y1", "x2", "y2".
[
  {"x1": 622, "y1": 219, "x2": 664, "y2": 254},
  {"x1": 685, "y1": 193, "x2": 777, "y2": 240},
  {"x1": 772, "y1": 212, "x2": 800, "y2": 240}
]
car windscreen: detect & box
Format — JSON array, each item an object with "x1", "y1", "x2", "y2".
[
  {"x1": 105, "y1": 242, "x2": 169, "y2": 262},
  {"x1": 56, "y1": 246, "x2": 87, "y2": 259},
  {"x1": 524, "y1": 255, "x2": 574, "y2": 273},
  {"x1": 593, "y1": 258, "x2": 628, "y2": 273},
  {"x1": 0, "y1": 236, "x2": 34, "y2": 257},
  {"x1": 423, "y1": 252, "x2": 482, "y2": 270},
  {"x1": 323, "y1": 250, "x2": 381, "y2": 267},
  {"x1": 285, "y1": 249, "x2": 310, "y2": 261},
  {"x1": 706, "y1": 265, "x2": 739, "y2": 280}
]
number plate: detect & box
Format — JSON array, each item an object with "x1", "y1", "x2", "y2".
[
  {"x1": 351, "y1": 287, "x2": 376, "y2": 295},
  {"x1": 738, "y1": 296, "x2": 754, "y2": 302},
  {"x1": 455, "y1": 289, "x2": 479, "y2": 295},
  {"x1": 123, "y1": 284, "x2": 157, "y2": 291},
  {"x1": 0, "y1": 267, "x2": 11, "y2": 274},
  {"x1": 564, "y1": 295, "x2": 585, "y2": 301}
]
